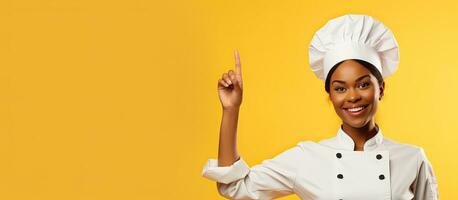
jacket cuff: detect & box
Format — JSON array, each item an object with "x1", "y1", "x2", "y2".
[{"x1": 201, "y1": 157, "x2": 250, "y2": 184}]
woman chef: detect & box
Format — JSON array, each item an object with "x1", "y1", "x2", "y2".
[{"x1": 201, "y1": 14, "x2": 439, "y2": 200}]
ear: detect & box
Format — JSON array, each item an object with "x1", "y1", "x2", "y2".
[{"x1": 379, "y1": 81, "x2": 385, "y2": 100}]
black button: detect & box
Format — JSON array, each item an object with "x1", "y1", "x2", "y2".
[
  {"x1": 337, "y1": 174, "x2": 344, "y2": 179},
  {"x1": 376, "y1": 154, "x2": 382, "y2": 160},
  {"x1": 336, "y1": 153, "x2": 342, "y2": 159},
  {"x1": 379, "y1": 174, "x2": 385, "y2": 180}
]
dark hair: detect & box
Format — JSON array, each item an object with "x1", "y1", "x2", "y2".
[{"x1": 325, "y1": 59, "x2": 384, "y2": 93}]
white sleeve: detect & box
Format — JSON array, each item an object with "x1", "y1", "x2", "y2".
[
  {"x1": 201, "y1": 145, "x2": 303, "y2": 199},
  {"x1": 411, "y1": 148, "x2": 439, "y2": 200}
]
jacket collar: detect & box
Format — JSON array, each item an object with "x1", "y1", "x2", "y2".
[{"x1": 337, "y1": 124, "x2": 384, "y2": 151}]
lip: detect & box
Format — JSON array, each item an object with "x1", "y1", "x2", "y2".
[{"x1": 343, "y1": 105, "x2": 369, "y2": 117}]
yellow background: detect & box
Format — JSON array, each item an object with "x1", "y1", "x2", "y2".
[{"x1": 1, "y1": 0, "x2": 456, "y2": 199}]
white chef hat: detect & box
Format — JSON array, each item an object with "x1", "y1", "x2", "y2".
[{"x1": 308, "y1": 14, "x2": 400, "y2": 81}]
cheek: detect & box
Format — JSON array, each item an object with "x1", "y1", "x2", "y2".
[
  {"x1": 362, "y1": 93, "x2": 375, "y2": 102},
  {"x1": 361, "y1": 90, "x2": 379, "y2": 114},
  {"x1": 361, "y1": 88, "x2": 377, "y2": 101},
  {"x1": 330, "y1": 95, "x2": 346, "y2": 111}
]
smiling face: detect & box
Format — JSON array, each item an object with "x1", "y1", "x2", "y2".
[{"x1": 329, "y1": 60, "x2": 385, "y2": 128}]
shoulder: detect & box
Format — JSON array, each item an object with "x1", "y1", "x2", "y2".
[
  {"x1": 296, "y1": 140, "x2": 327, "y2": 152},
  {"x1": 262, "y1": 140, "x2": 333, "y2": 170},
  {"x1": 296, "y1": 140, "x2": 316, "y2": 149},
  {"x1": 316, "y1": 136, "x2": 338, "y2": 147},
  {"x1": 383, "y1": 137, "x2": 431, "y2": 165},
  {"x1": 384, "y1": 137, "x2": 423, "y2": 153},
  {"x1": 268, "y1": 140, "x2": 324, "y2": 162},
  {"x1": 275, "y1": 140, "x2": 316, "y2": 158}
]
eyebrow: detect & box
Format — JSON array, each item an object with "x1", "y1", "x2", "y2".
[{"x1": 332, "y1": 74, "x2": 370, "y2": 84}]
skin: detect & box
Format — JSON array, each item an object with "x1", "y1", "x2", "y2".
[
  {"x1": 216, "y1": 49, "x2": 243, "y2": 167},
  {"x1": 328, "y1": 59, "x2": 385, "y2": 151},
  {"x1": 215, "y1": 54, "x2": 386, "y2": 171}
]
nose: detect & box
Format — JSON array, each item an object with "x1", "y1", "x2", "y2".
[{"x1": 346, "y1": 88, "x2": 361, "y2": 103}]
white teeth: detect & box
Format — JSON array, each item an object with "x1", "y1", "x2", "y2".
[{"x1": 347, "y1": 106, "x2": 365, "y2": 112}]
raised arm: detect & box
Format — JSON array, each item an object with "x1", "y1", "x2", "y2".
[
  {"x1": 217, "y1": 49, "x2": 244, "y2": 167},
  {"x1": 202, "y1": 50, "x2": 300, "y2": 199}
]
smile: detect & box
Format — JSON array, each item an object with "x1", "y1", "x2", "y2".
[{"x1": 344, "y1": 105, "x2": 368, "y2": 116}]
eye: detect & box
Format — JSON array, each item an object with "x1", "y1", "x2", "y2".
[
  {"x1": 359, "y1": 82, "x2": 370, "y2": 89},
  {"x1": 334, "y1": 87, "x2": 346, "y2": 92}
]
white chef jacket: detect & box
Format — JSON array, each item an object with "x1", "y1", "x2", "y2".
[{"x1": 201, "y1": 126, "x2": 439, "y2": 200}]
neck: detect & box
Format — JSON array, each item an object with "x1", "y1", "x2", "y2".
[{"x1": 341, "y1": 120, "x2": 378, "y2": 151}]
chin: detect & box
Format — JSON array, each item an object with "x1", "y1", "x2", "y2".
[{"x1": 344, "y1": 119, "x2": 369, "y2": 128}]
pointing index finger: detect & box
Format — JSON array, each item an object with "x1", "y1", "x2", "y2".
[{"x1": 234, "y1": 49, "x2": 242, "y2": 76}]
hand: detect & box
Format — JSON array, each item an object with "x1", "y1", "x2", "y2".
[{"x1": 218, "y1": 49, "x2": 243, "y2": 110}]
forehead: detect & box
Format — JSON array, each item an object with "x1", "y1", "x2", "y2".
[{"x1": 330, "y1": 60, "x2": 372, "y2": 82}]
